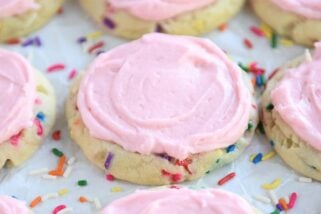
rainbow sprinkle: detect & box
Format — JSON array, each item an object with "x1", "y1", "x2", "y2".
[
  {"x1": 104, "y1": 152, "x2": 114, "y2": 170},
  {"x1": 218, "y1": 172, "x2": 236, "y2": 185}
]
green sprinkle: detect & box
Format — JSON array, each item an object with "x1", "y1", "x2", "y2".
[
  {"x1": 52, "y1": 148, "x2": 64, "y2": 157},
  {"x1": 266, "y1": 103, "x2": 274, "y2": 111},
  {"x1": 238, "y1": 62, "x2": 249, "y2": 72},
  {"x1": 260, "y1": 75, "x2": 266, "y2": 85},
  {"x1": 257, "y1": 121, "x2": 265, "y2": 135},
  {"x1": 216, "y1": 159, "x2": 220, "y2": 164},
  {"x1": 270, "y1": 210, "x2": 280, "y2": 214},
  {"x1": 206, "y1": 170, "x2": 211, "y2": 174},
  {"x1": 247, "y1": 121, "x2": 253, "y2": 131},
  {"x1": 77, "y1": 180, "x2": 88, "y2": 186},
  {"x1": 271, "y1": 32, "x2": 278, "y2": 48}
]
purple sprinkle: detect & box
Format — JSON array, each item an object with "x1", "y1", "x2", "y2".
[
  {"x1": 77, "y1": 37, "x2": 87, "y2": 44},
  {"x1": 96, "y1": 50, "x2": 105, "y2": 56},
  {"x1": 34, "y1": 37, "x2": 42, "y2": 46},
  {"x1": 157, "y1": 153, "x2": 173, "y2": 161},
  {"x1": 155, "y1": 24, "x2": 163, "y2": 33},
  {"x1": 276, "y1": 203, "x2": 283, "y2": 211},
  {"x1": 104, "y1": 152, "x2": 114, "y2": 170},
  {"x1": 22, "y1": 38, "x2": 34, "y2": 47},
  {"x1": 103, "y1": 17, "x2": 116, "y2": 29}
]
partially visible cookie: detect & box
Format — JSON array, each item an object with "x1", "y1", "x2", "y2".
[
  {"x1": 80, "y1": 0, "x2": 245, "y2": 39},
  {"x1": 251, "y1": 0, "x2": 321, "y2": 46},
  {"x1": 262, "y1": 42, "x2": 321, "y2": 181},
  {"x1": 101, "y1": 188, "x2": 261, "y2": 214},
  {"x1": 0, "y1": 0, "x2": 64, "y2": 42},
  {"x1": 0, "y1": 196, "x2": 32, "y2": 214},
  {"x1": 0, "y1": 49, "x2": 56, "y2": 168},
  {"x1": 66, "y1": 33, "x2": 258, "y2": 185}
]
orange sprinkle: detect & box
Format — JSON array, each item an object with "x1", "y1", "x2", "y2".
[
  {"x1": 279, "y1": 198, "x2": 289, "y2": 211},
  {"x1": 251, "y1": 77, "x2": 256, "y2": 87},
  {"x1": 29, "y1": 196, "x2": 42, "y2": 208},
  {"x1": 79, "y1": 196, "x2": 88, "y2": 203},
  {"x1": 57, "y1": 155, "x2": 66, "y2": 171},
  {"x1": 218, "y1": 23, "x2": 227, "y2": 32},
  {"x1": 74, "y1": 119, "x2": 81, "y2": 125},
  {"x1": 48, "y1": 169, "x2": 64, "y2": 176}
]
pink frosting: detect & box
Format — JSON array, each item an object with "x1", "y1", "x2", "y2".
[
  {"x1": 0, "y1": 0, "x2": 39, "y2": 18},
  {"x1": 0, "y1": 49, "x2": 36, "y2": 144},
  {"x1": 77, "y1": 33, "x2": 251, "y2": 160},
  {"x1": 107, "y1": 0, "x2": 216, "y2": 21},
  {"x1": 269, "y1": 0, "x2": 321, "y2": 19},
  {"x1": 101, "y1": 188, "x2": 254, "y2": 214},
  {"x1": 271, "y1": 42, "x2": 321, "y2": 151},
  {"x1": 0, "y1": 196, "x2": 29, "y2": 214}
]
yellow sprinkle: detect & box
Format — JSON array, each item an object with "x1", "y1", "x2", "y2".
[
  {"x1": 58, "y1": 188, "x2": 69, "y2": 196},
  {"x1": 262, "y1": 178, "x2": 281, "y2": 190},
  {"x1": 111, "y1": 186, "x2": 123, "y2": 193},
  {"x1": 262, "y1": 151, "x2": 276, "y2": 161},
  {"x1": 260, "y1": 23, "x2": 272, "y2": 38},
  {"x1": 280, "y1": 39, "x2": 294, "y2": 46},
  {"x1": 249, "y1": 154, "x2": 256, "y2": 162},
  {"x1": 86, "y1": 31, "x2": 103, "y2": 40}
]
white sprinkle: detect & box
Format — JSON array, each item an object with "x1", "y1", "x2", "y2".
[
  {"x1": 29, "y1": 168, "x2": 48, "y2": 175},
  {"x1": 299, "y1": 176, "x2": 312, "y2": 183},
  {"x1": 93, "y1": 198, "x2": 101, "y2": 209},
  {"x1": 284, "y1": 196, "x2": 289, "y2": 204},
  {"x1": 42, "y1": 174, "x2": 57, "y2": 180},
  {"x1": 42, "y1": 193, "x2": 59, "y2": 201},
  {"x1": 57, "y1": 208, "x2": 73, "y2": 214},
  {"x1": 254, "y1": 195, "x2": 271, "y2": 204},
  {"x1": 67, "y1": 157, "x2": 76, "y2": 165},
  {"x1": 305, "y1": 49, "x2": 313, "y2": 62},
  {"x1": 267, "y1": 190, "x2": 278, "y2": 205},
  {"x1": 63, "y1": 166, "x2": 73, "y2": 178}
]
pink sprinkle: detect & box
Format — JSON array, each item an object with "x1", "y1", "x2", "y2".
[
  {"x1": 106, "y1": 174, "x2": 115, "y2": 181},
  {"x1": 171, "y1": 174, "x2": 182, "y2": 182},
  {"x1": 47, "y1": 64, "x2": 66, "y2": 73},
  {"x1": 34, "y1": 119, "x2": 43, "y2": 136},
  {"x1": 35, "y1": 98, "x2": 42, "y2": 105},
  {"x1": 68, "y1": 69, "x2": 77, "y2": 80},
  {"x1": 250, "y1": 26, "x2": 264, "y2": 37},
  {"x1": 52, "y1": 204, "x2": 66, "y2": 214},
  {"x1": 288, "y1": 192, "x2": 297, "y2": 209},
  {"x1": 10, "y1": 132, "x2": 21, "y2": 146}
]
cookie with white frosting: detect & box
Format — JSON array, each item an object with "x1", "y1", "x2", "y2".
[
  {"x1": 262, "y1": 42, "x2": 321, "y2": 181},
  {"x1": 251, "y1": 0, "x2": 321, "y2": 46},
  {"x1": 0, "y1": 49, "x2": 56, "y2": 168},
  {"x1": 79, "y1": 0, "x2": 245, "y2": 39},
  {"x1": 66, "y1": 33, "x2": 258, "y2": 185},
  {"x1": 0, "y1": 0, "x2": 64, "y2": 42}
]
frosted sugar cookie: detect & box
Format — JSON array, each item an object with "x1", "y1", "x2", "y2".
[
  {"x1": 0, "y1": 49, "x2": 56, "y2": 168},
  {"x1": 0, "y1": 196, "x2": 31, "y2": 214},
  {"x1": 0, "y1": 0, "x2": 64, "y2": 42},
  {"x1": 66, "y1": 33, "x2": 258, "y2": 185},
  {"x1": 101, "y1": 188, "x2": 260, "y2": 214},
  {"x1": 262, "y1": 42, "x2": 321, "y2": 181},
  {"x1": 80, "y1": 0, "x2": 245, "y2": 39},
  {"x1": 251, "y1": 0, "x2": 321, "y2": 46}
]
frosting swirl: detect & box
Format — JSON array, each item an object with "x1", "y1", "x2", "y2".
[
  {"x1": 107, "y1": 0, "x2": 216, "y2": 21},
  {"x1": 77, "y1": 33, "x2": 251, "y2": 160},
  {"x1": 0, "y1": 196, "x2": 29, "y2": 214},
  {"x1": 271, "y1": 42, "x2": 321, "y2": 151},
  {"x1": 0, "y1": 49, "x2": 36, "y2": 144},
  {"x1": 101, "y1": 188, "x2": 254, "y2": 214},
  {"x1": 269, "y1": 0, "x2": 321, "y2": 19}
]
